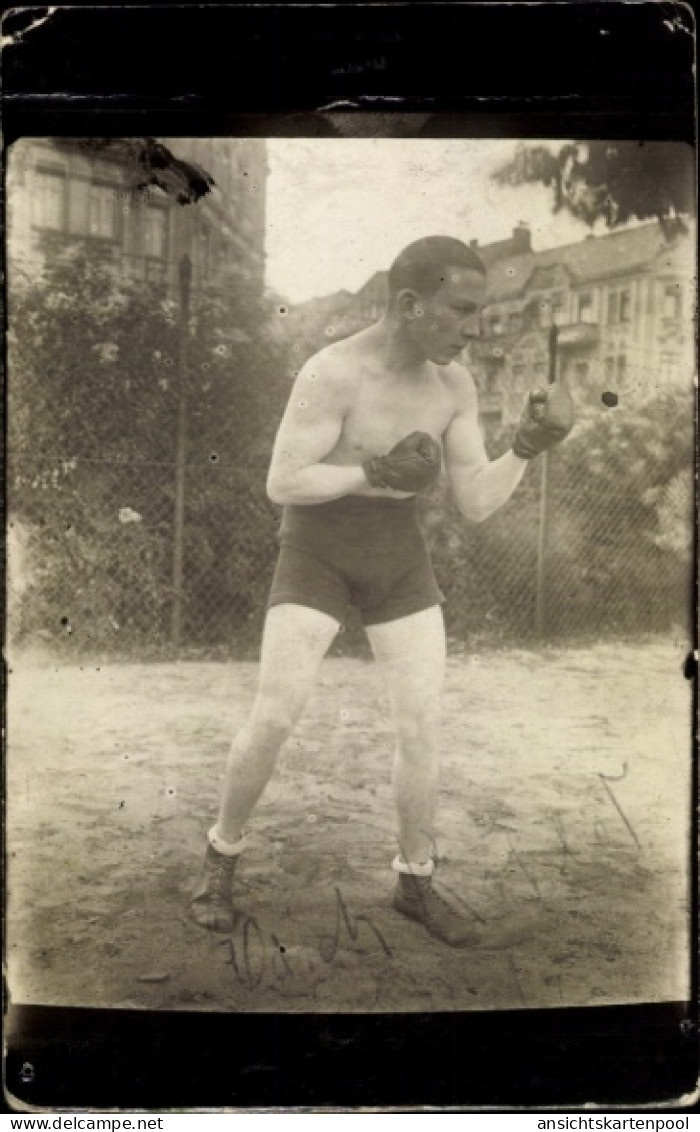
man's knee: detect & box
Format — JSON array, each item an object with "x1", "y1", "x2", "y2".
[
  {"x1": 250, "y1": 695, "x2": 300, "y2": 742},
  {"x1": 395, "y1": 701, "x2": 441, "y2": 752}
]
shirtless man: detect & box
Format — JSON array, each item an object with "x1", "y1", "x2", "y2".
[{"x1": 189, "y1": 235, "x2": 573, "y2": 947}]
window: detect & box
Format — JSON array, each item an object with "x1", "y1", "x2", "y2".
[
  {"x1": 489, "y1": 314, "x2": 503, "y2": 336},
  {"x1": 508, "y1": 312, "x2": 521, "y2": 333},
  {"x1": 89, "y1": 184, "x2": 118, "y2": 238},
  {"x1": 616, "y1": 355, "x2": 627, "y2": 382},
  {"x1": 534, "y1": 361, "x2": 546, "y2": 379},
  {"x1": 578, "y1": 293, "x2": 594, "y2": 323},
  {"x1": 604, "y1": 356, "x2": 615, "y2": 381},
  {"x1": 663, "y1": 285, "x2": 682, "y2": 320},
  {"x1": 33, "y1": 169, "x2": 66, "y2": 229},
  {"x1": 512, "y1": 364, "x2": 526, "y2": 390},
  {"x1": 607, "y1": 288, "x2": 631, "y2": 325},
  {"x1": 574, "y1": 361, "x2": 589, "y2": 381},
  {"x1": 143, "y1": 206, "x2": 168, "y2": 258}
]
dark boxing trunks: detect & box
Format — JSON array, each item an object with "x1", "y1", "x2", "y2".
[{"x1": 267, "y1": 495, "x2": 444, "y2": 627}]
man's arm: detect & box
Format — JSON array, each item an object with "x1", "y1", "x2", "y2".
[
  {"x1": 266, "y1": 357, "x2": 367, "y2": 506},
  {"x1": 443, "y1": 375, "x2": 527, "y2": 523}
]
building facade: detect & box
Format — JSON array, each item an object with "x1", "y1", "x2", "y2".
[
  {"x1": 7, "y1": 137, "x2": 268, "y2": 299},
  {"x1": 471, "y1": 222, "x2": 695, "y2": 434}
]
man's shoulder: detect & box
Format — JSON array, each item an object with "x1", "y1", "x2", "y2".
[
  {"x1": 289, "y1": 341, "x2": 359, "y2": 416},
  {"x1": 439, "y1": 359, "x2": 479, "y2": 407},
  {"x1": 298, "y1": 336, "x2": 363, "y2": 388}
]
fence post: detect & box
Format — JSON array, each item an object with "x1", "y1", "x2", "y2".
[
  {"x1": 535, "y1": 324, "x2": 558, "y2": 637},
  {"x1": 171, "y1": 253, "x2": 192, "y2": 648}
]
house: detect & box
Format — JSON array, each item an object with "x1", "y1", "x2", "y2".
[
  {"x1": 6, "y1": 137, "x2": 268, "y2": 299},
  {"x1": 472, "y1": 221, "x2": 695, "y2": 434}
]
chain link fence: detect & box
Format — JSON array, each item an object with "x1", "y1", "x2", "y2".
[
  {"x1": 8, "y1": 453, "x2": 277, "y2": 656},
  {"x1": 423, "y1": 462, "x2": 691, "y2": 649},
  {"x1": 8, "y1": 432, "x2": 692, "y2": 659}
]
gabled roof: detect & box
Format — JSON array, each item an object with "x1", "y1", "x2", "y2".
[
  {"x1": 486, "y1": 222, "x2": 687, "y2": 303},
  {"x1": 292, "y1": 288, "x2": 354, "y2": 314},
  {"x1": 475, "y1": 234, "x2": 529, "y2": 270},
  {"x1": 290, "y1": 221, "x2": 691, "y2": 316}
]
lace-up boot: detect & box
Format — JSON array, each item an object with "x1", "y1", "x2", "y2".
[
  {"x1": 393, "y1": 871, "x2": 478, "y2": 948},
  {"x1": 188, "y1": 843, "x2": 239, "y2": 933}
]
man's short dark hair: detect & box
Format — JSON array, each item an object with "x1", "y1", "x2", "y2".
[{"x1": 388, "y1": 236, "x2": 486, "y2": 299}]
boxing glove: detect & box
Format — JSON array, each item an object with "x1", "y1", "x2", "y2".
[
  {"x1": 363, "y1": 431, "x2": 442, "y2": 492},
  {"x1": 512, "y1": 383, "x2": 574, "y2": 460}
]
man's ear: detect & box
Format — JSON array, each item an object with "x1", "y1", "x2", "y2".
[{"x1": 396, "y1": 289, "x2": 424, "y2": 321}]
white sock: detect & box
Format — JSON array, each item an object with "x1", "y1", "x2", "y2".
[
  {"x1": 208, "y1": 825, "x2": 248, "y2": 857},
  {"x1": 392, "y1": 854, "x2": 434, "y2": 877}
]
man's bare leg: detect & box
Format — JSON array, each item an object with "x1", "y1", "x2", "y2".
[
  {"x1": 366, "y1": 605, "x2": 444, "y2": 864},
  {"x1": 366, "y1": 605, "x2": 477, "y2": 947},
  {"x1": 216, "y1": 603, "x2": 339, "y2": 840},
  {"x1": 189, "y1": 603, "x2": 339, "y2": 931}
]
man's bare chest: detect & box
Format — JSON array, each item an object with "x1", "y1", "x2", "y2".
[{"x1": 337, "y1": 374, "x2": 455, "y2": 460}]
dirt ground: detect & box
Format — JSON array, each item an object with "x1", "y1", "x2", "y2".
[{"x1": 6, "y1": 636, "x2": 692, "y2": 1014}]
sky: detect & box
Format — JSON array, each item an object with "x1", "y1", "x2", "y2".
[{"x1": 264, "y1": 138, "x2": 617, "y2": 305}]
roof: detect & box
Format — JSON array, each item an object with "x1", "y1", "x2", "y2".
[
  {"x1": 292, "y1": 288, "x2": 353, "y2": 314},
  {"x1": 290, "y1": 221, "x2": 692, "y2": 316},
  {"x1": 486, "y1": 222, "x2": 687, "y2": 302},
  {"x1": 476, "y1": 234, "x2": 528, "y2": 270}
]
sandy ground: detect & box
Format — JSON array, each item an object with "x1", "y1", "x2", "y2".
[{"x1": 6, "y1": 637, "x2": 692, "y2": 1014}]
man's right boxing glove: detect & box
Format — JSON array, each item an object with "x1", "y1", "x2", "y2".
[
  {"x1": 513, "y1": 382, "x2": 575, "y2": 460},
  {"x1": 363, "y1": 431, "x2": 442, "y2": 493}
]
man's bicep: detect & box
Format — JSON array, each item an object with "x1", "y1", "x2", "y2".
[
  {"x1": 443, "y1": 406, "x2": 489, "y2": 476},
  {"x1": 269, "y1": 363, "x2": 345, "y2": 475}
]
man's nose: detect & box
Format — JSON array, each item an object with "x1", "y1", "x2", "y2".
[{"x1": 461, "y1": 314, "x2": 481, "y2": 339}]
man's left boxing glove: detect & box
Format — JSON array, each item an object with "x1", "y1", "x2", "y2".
[
  {"x1": 513, "y1": 383, "x2": 574, "y2": 460},
  {"x1": 363, "y1": 431, "x2": 442, "y2": 492}
]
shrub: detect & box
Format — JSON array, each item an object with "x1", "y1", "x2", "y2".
[{"x1": 8, "y1": 246, "x2": 289, "y2": 652}]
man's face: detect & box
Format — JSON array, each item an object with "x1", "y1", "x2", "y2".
[{"x1": 409, "y1": 265, "x2": 486, "y2": 365}]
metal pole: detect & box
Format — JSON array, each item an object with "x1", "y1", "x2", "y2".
[
  {"x1": 171, "y1": 253, "x2": 192, "y2": 648},
  {"x1": 535, "y1": 324, "x2": 558, "y2": 637}
]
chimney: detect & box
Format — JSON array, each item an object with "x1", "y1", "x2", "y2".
[
  {"x1": 513, "y1": 223, "x2": 531, "y2": 253},
  {"x1": 469, "y1": 238, "x2": 479, "y2": 248}
]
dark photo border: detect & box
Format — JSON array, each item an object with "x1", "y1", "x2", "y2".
[{"x1": 3, "y1": 1, "x2": 697, "y2": 1112}]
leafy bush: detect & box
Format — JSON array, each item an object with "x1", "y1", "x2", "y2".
[
  {"x1": 424, "y1": 383, "x2": 694, "y2": 641},
  {"x1": 8, "y1": 246, "x2": 289, "y2": 652}
]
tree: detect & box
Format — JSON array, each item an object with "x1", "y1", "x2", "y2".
[
  {"x1": 493, "y1": 141, "x2": 694, "y2": 236},
  {"x1": 8, "y1": 246, "x2": 289, "y2": 652}
]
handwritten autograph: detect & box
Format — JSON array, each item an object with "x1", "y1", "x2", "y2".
[{"x1": 209, "y1": 886, "x2": 392, "y2": 991}]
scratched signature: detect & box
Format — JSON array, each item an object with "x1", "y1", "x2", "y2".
[{"x1": 208, "y1": 886, "x2": 392, "y2": 991}]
